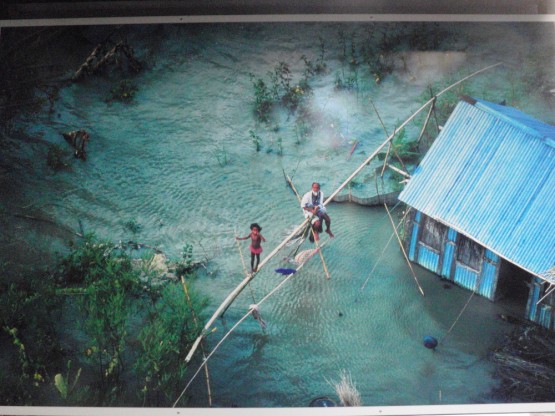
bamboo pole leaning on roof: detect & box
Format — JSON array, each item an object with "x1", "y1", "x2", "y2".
[
  {"x1": 384, "y1": 203, "x2": 425, "y2": 297},
  {"x1": 183, "y1": 62, "x2": 503, "y2": 365}
]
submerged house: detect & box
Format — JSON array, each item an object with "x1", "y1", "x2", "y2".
[{"x1": 398, "y1": 96, "x2": 555, "y2": 330}]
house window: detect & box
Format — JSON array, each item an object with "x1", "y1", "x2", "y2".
[
  {"x1": 420, "y1": 216, "x2": 446, "y2": 251},
  {"x1": 456, "y1": 234, "x2": 483, "y2": 270}
]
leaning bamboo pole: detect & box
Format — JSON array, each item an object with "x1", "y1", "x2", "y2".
[
  {"x1": 384, "y1": 203, "x2": 425, "y2": 296},
  {"x1": 180, "y1": 276, "x2": 213, "y2": 407},
  {"x1": 416, "y1": 96, "x2": 436, "y2": 145},
  {"x1": 537, "y1": 283, "x2": 555, "y2": 305},
  {"x1": 183, "y1": 62, "x2": 503, "y2": 365}
]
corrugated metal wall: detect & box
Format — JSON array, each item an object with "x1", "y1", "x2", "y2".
[
  {"x1": 526, "y1": 277, "x2": 554, "y2": 330},
  {"x1": 407, "y1": 212, "x2": 500, "y2": 301},
  {"x1": 441, "y1": 228, "x2": 457, "y2": 278},
  {"x1": 478, "y1": 250, "x2": 499, "y2": 299}
]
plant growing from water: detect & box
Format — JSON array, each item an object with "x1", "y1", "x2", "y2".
[
  {"x1": 213, "y1": 146, "x2": 229, "y2": 167},
  {"x1": 124, "y1": 218, "x2": 143, "y2": 235},
  {"x1": 0, "y1": 267, "x2": 63, "y2": 404},
  {"x1": 334, "y1": 71, "x2": 359, "y2": 91},
  {"x1": 107, "y1": 79, "x2": 138, "y2": 103},
  {"x1": 277, "y1": 137, "x2": 283, "y2": 156},
  {"x1": 0, "y1": 232, "x2": 207, "y2": 406},
  {"x1": 301, "y1": 55, "x2": 315, "y2": 79},
  {"x1": 377, "y1": 128, "x2": 420, "y2": 163},
  {"x1": 316, "y1": 35, "x2": 328, "y2": 73},
  {"x1": 54, "y1": 360, "x2": 89, "y2": 405},
  {"x1": 74, "y1": 241, "x2": 141, "y2": 403},
  {"x1": 294, "y1": 118, "x2": 310, "y2": 145},
  {"x1": 330, "y1": 370, "x2": 362, "y2": 407},
  {"x1": 250, "y1": 130, "x2": 262, "y2": 152},
  {"x1": 349, "y1": 31, "x2": 359, "y2": 67},
  {"x1": 62, "y1": 234, "x2": 206, "y2": 405},
  {"x1": 175, "y1": 243, "x2": 194, "y2": 276},
  {"x1": 249, "y1": 74, "x2": 274, "y2": 123}
]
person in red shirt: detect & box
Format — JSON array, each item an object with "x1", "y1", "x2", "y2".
[{"x1": 236, "y1": 223, "x2": 266, "y2": 273}]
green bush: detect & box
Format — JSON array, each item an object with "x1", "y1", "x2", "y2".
[{"x1": 135, "y1": 282, "x2": 206, "y2": 406}]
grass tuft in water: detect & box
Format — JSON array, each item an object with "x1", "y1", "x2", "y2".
[{"x1": 329, "y1": 370, "x2": 362, "y2": 407}]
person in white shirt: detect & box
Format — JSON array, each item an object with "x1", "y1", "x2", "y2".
[{"x1": 300, "y1": 182, "x2": 334, "y2": 242}]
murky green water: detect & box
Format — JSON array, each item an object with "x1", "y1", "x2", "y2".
[{"x1": 1, "y1": 21, "x2": 553, "y2": 407}]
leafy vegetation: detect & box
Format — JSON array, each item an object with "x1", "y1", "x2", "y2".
[
  {"x1": 213, "y1": 145, "x2": 230, "y2": 167},
  {"x1": 377, "y1": 128, "x2": 420, "y2": 164},
  {"x1": 0, "y1": 234, "x2": 206, "y2": 406},
  {"x1": 124, "y1": 218, "x2": 143, "y2": 235},
  {"x1": 247, "y1": 23, "x2": 458, "y2": 153},
  {"x1": 250, "y1": 130, "x2": 262, "y2": 152},
  {"x1": 0, "y1": 266, "x2": 63, "y2": 404}
]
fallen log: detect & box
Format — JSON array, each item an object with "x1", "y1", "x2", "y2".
[{"x1": 72, "y1": 40, "x2": 142, "y2": 82}]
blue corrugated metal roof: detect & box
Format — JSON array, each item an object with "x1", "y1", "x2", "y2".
[{"x1": 399, "y1": 97, "x2": 555, "y2": 281}]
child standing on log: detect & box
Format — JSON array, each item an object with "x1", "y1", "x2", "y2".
[{"x1": 236, "y1": 223, "x2": 266, "y2": 273}]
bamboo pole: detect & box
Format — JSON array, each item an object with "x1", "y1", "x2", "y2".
[
  {"x1": 180, "y1": 276, "x2": 213, "y2": 407},
  {"x1": 439, "y1": 289, "x2": 476, "y2": 346},
  {"x1": 385, "y1": 163, "x2": 411, "y2": 178},
  {"x1": 380, "y1": 143, "x2": 391, "y2": 178},
  {"x1": 284, "y1": 172, "x2": 331, "y2": 280},
  {"x1": 536, "y1": 283, "x2": 555, "y2": 305},
  {"x1": 370, "y1": 98, "x2": 410, "y2": 173},
  {"x1": 416, "y1": 96, "x2": 436, "y2": 145},
  {"x1": 428, "y1": 86, "x2": 442, "y2": 135},
  {"x1": 358, "y1": 207, "x2": 409, "y2": 294},
  {"x1": 369, "y1": 97, "x2": 392, "y2": 179},
  {"x1": 384, "y1": 203, "x2": 425, "y2": 297}
]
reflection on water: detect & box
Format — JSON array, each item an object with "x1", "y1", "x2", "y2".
[{"x1": 1, "y1": 21, "x2": 552, "y2": 407}]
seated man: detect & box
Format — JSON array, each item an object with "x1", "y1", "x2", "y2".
[{"x1": 300, "y1": 182, "x2": 334, "y2": 242}]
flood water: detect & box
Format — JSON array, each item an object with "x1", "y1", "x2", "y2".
[{"x1": 1, "y1": 21, "x2": 554, "y2": 407}]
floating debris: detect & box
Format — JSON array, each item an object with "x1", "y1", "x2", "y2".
[
  {"x1": 62, "y1": 129, "x2": 89, "y2": 160},
  {"x1": 490, "y1": 324, "x2": 555, "y2": 402}
]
